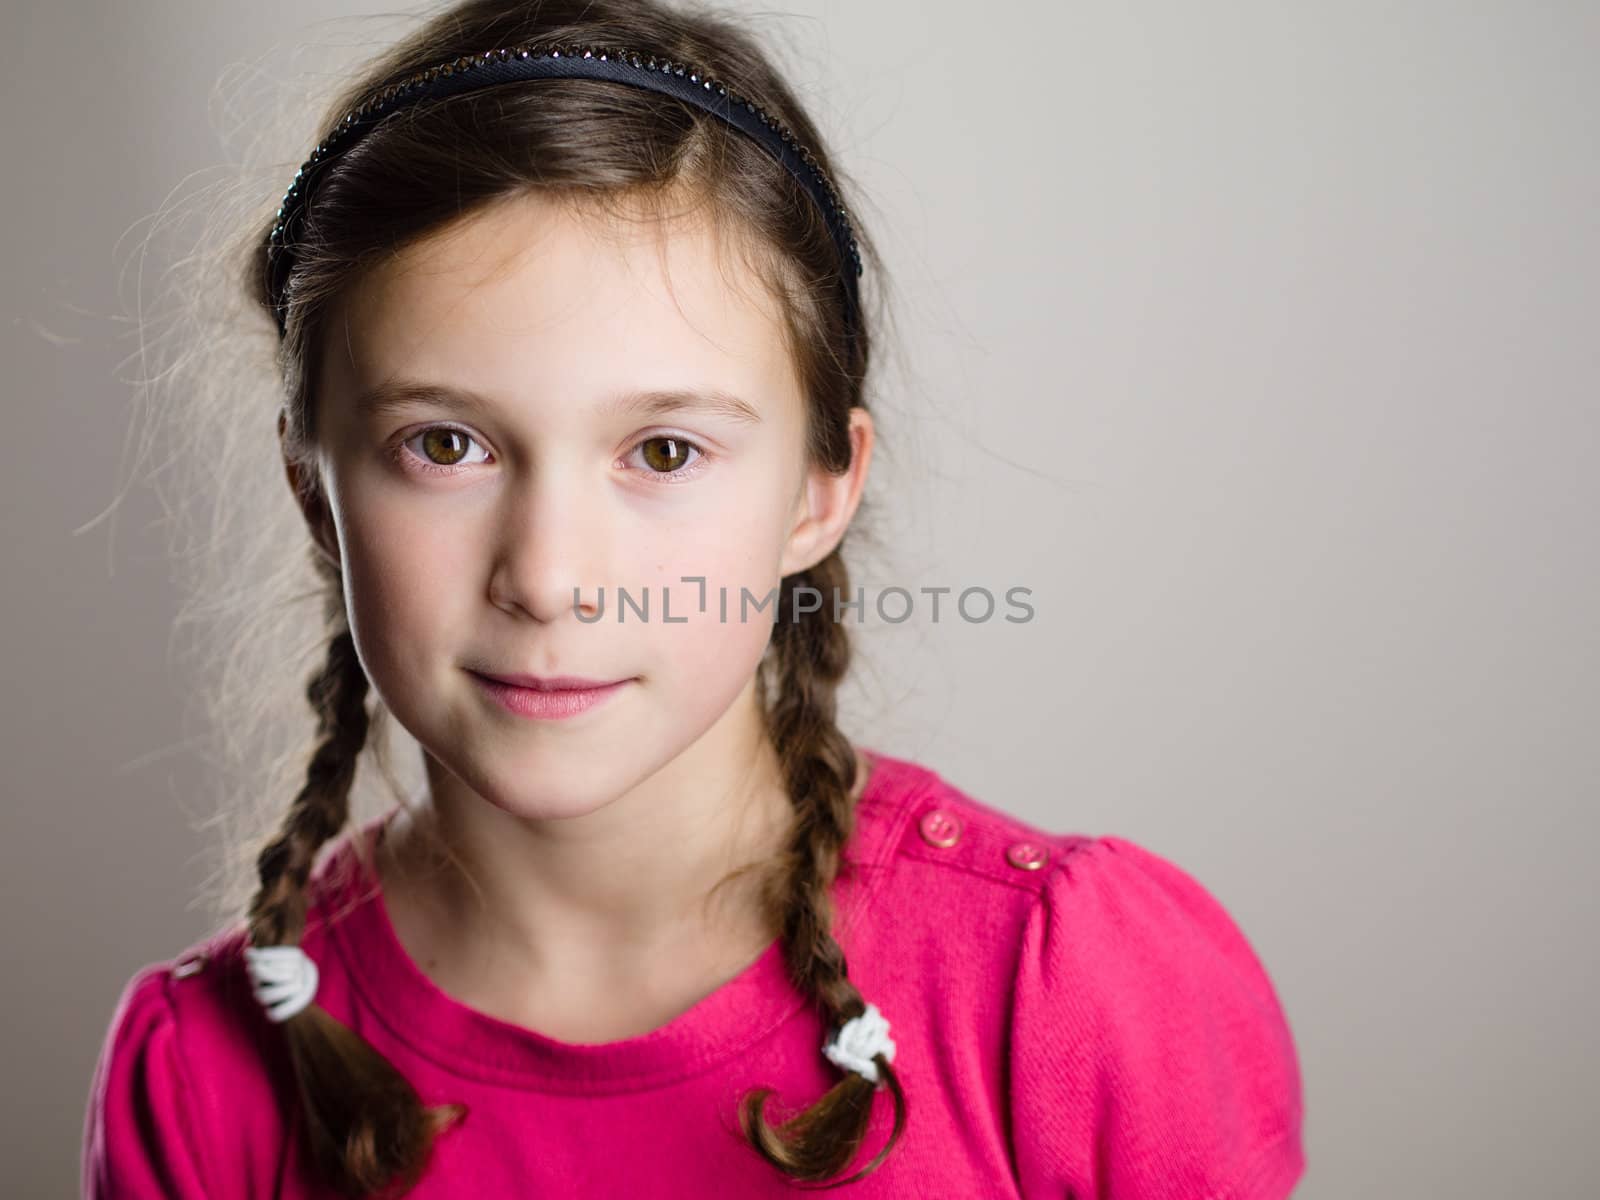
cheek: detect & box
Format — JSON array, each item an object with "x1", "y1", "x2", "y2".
[
  {"x1": 337, "y1": 502, "x2": 474, "y2": 687},
  {"x1": 644, "y1": 470, "x2": 792, "y2": 583},
  {"x1": 640, "y1": 499, "x2": 789, "y2": 669}
]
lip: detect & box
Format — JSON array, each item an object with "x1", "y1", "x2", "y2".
[
  {"x1": 475, "y1": 671, "x2": 630, "y2": 691},
  {"x1": 469, "y1": 670, "x2": 634, "y2": 721}
]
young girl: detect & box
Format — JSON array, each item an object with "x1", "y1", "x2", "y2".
[{"x1": 83, "y1": 1, "x2": 1305, "y2": 1195}]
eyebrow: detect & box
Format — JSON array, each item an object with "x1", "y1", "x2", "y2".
[{"x1": 351, "y1": 381, "x2": 764, "y2": 426}]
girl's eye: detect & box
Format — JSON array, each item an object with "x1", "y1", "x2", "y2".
[
  {"x1": 388, "y1": 426, "x2": 709, "y2": 483},
  {"x1": 391, "y1": 426, "x2": 490, "y2": 475},
  {"x1": 629, "y1": 434, "x2": 707, "y2": 482}
]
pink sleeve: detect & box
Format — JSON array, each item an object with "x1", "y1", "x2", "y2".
[
  {"x1": 1008, "y1": 836, "x2": 1306, "y2": 1199},
  {"x1": 82, "y1": 963, "x2": 213, "y2": 1199}
]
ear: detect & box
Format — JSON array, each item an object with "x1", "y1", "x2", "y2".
[
  {"x1": 279, "y1": 408, "x2": 341, "y2": 569},
  {"x1": 779, "y1": 407, "x2": 875, "y2": 577}
]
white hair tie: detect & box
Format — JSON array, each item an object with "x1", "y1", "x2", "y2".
[
  {"x1": 243, "y1": 945, "x2": 320, "y2": 1023},
  {"x1": 822, "y1": 1002, "x2": 896, "y2": 1084}
]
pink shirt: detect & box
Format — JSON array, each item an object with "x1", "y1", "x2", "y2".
[{"x1": 82, "y1": 749, "x2": 1306, "y2": 1197}]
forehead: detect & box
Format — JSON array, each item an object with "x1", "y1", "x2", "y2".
[{"x1": 318, "y1": 191, "x2": 801, "y2": 423}]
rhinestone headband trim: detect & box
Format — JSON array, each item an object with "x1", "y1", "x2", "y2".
[{"x1": 264, "y1": 41, "x2": 864, "y2": 343}]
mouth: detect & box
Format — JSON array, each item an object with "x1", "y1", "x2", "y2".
[
  {"x1": 468, "y1": 670, "x2": 636, "y2": 721},
  {"x1": 472, "y1": 670, "x2": 633, "y2": 691}
]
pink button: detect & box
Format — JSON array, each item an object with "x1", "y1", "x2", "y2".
[
  {"x1": 919, "y1": 809, "x2": 962, "y2": 848},
  {"x1": 1005, "y1": 841, "x2": 1049, "y2": 870}
]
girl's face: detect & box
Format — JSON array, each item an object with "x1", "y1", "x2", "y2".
[{"x1": 291, "y1": 192, "x2": 870, "y2": 820}]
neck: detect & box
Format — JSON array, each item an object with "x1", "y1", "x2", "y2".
[{"x1": 374, "y1": 686, "x2": 867, "y2": 1026}]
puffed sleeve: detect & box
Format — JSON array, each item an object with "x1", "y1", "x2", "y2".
[
  {"x1": 82, "y1": 963, "x2": 213, "y2": 1199},
  {"x1": 1007, "y1": 836, "x2": 1306, "y2": 1199}
]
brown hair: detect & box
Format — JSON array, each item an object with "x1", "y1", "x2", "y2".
[{"x1": 234, "y1": 0, "x2": 902, "y2": 1194}]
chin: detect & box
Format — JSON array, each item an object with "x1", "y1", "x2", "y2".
[{"x1": 457, "y1": 752, "x2": 640, "y2": 820}]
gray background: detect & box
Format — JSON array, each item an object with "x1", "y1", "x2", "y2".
[{"x1": 5, "y1": 1, "x2": 1597, "y2": 1196}]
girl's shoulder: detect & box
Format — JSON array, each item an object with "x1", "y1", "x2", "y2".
[
  {"x1": 869, "y1": 748, "x2": 1300, "y2": 1040},
  {"x1": 862, "y1": 749, "x2": 1299, "y2": 1022},
  {"x1": 859, "y1": 749, "x2": 1307, "y2": 1198},
  {"x1": 864, "y1": 749, "x2": 1285, "y2": 967},
  {"x1": 83, "y1": 921, "x2": 306, "y2": 1198}
]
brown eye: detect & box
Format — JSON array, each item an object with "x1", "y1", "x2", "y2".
[
  {"x1": 638, "y1": 435, "x2": 698, "y2": 474},
  {"x1": 393, "y1": 426, "x2": 488, "y2": 475},
  {"x1": 419, "y1": 428, "x2": 472, "y2": 466}
]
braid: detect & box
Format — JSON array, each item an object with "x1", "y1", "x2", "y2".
[
  {"x1": 737, "y1": 551, "x2": 908, "y2": 1186},
  {"x1": 245, "y1": 555, "x2": 464, "y2": 1197}
]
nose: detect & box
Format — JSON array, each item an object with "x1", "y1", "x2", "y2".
[{"x1": 486, "y1": 464, "x2": 607, "y2": 624}]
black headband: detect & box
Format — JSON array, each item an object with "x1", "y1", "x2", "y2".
[{"x1": 265, "y1": 42, "x2": 863, "y2": 351}]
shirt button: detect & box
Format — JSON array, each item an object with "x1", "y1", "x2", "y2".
[
  {"x1": 919, "y1": 809, "x2": 962, "y2": 848},
  {"x1": 1005, "y1": 841, "x2": 1050, "y2": 871}
]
